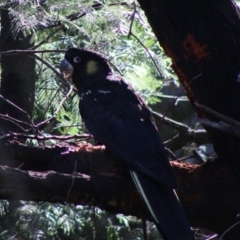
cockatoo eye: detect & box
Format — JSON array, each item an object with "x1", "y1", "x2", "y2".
[{"x1": 73, "y1": 57, "x2": 81, "y2": 63}]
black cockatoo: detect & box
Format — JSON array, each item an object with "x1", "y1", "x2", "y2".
[{"x1": 60, "y1": 48, "x2": 194, "y2": 240}]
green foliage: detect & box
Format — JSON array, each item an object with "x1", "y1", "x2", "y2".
[
  {"x1": 26, "y1": 0, "x2": 175, "y2": 138},
  {"x1": 0, "y1": 201, "x2": 159, "y2": 240},
  {"x1": 0, "y1": 0, "x2": 178, "y2": 239}
]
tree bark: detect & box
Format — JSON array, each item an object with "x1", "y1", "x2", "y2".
[
  {"x1": 0, "y1": 142, "x2": 240, "y2": 238},
  {"x1": 135, "y1": 0, "x2": 240, "y2": 238},
  {"x1": 137, "y1": 0, "x2": 240, "y2": 162},
  {"x1": 0, "y1": 10, "x2": 35, "y2": 134}
]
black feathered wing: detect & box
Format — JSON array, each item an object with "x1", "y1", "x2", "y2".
[
  {"x1": 79, "y1": 77, "x2": 193, "y2": 240},
  {"x1": 80, "y1": 78, "x2": 176, "y2": 188},
  {"x1": 129, "y1": 167, "x2": 193, "y2": 240}
]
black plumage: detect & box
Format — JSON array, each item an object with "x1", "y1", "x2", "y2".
[{"x1": 60, "y1": 48, "x2": 194, "y2": 240}]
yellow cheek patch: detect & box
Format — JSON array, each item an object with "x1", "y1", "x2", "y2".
[{"x1": 86, "y1": 60, "x2": 98, "y2": 75}]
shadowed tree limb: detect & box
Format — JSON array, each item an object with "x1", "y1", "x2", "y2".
[
  {"x1": 0, "y1": 142, "x2": 240, "y2": 237},
  {"x1": 152, "y1": 110, "x2": 210, "y2": 150}
]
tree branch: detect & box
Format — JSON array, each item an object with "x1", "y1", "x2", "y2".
[
  {"x1": 151, "y1": 110, "x2": 210, "y2": 150},
  {"x1": 0, "y1": 141, "x2": 240, "y2": 235}
]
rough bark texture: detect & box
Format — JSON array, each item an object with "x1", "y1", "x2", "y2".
[
  {"x1": 0, "y1": 142, "x2": 240, "y2": 238},
  {"x1": 134, "y1": 1, "x2": 240, "y2": 238},
  {"x1": 137, "y1": 0, "x2": 240, "y2": 163}
]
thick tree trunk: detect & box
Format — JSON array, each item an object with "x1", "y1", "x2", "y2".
[
  {"x1": 137, "y1": 0, "x2": 240, "y2": 162},
  {"x1": 136, "y1": 0, "x2": 240, "y2": 238},
  {"x1": 0, "y1": 10, "x2": 35, "y2": 134}
]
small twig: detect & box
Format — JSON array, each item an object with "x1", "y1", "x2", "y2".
[
  {"x1": 31, "y1": 26, "x2": 64, "y2": 50},
  {"x1": 0, "y1": 114, "x2": 33, "y2": 128},
  {"x1": 66, "y1": 160, "x2": 77, "y2": 199},
  {"x1": 127, "y1": 2, "x2": 163, "y2": 82},
  {"x1": 152, "y1": 109, "x2": 209, "y2": 150},
  {"x1": 195, "y1": 102, "x2": 240, "y2": 129},
  {"x1": 220, "y1": 221, "x2": 240, "y2": 239},
  {"x1": 141, "y1": 218, "x2": 148, "y2": 240},
  {"x1": 151, "y1": 109, "x2": 189, "y2": 132},
  {"x1": 153, "y1": 94, "x2": 188, "y2": 101},
  {"x1": 128, "y1": 0, "x2": 137, "y2": 38},
  {"x1": 31, "y1": 53, "x2": 77, "y2": 95},
  {"x1": 175, "y1": 155, "x2": 194, "y2": 162},
  {"x1": 1, "y1": 49, "x2": 66, "y2": 55},
  {"x1": 163, "y1": 129, "x2": 209, "y2": 151},
  {"x1": 205, "y1": 234, "x2": 218, "y2": 240},
  {"x1": 47, "y1": 2, "x2": 129, "y2": 28},
  {"x1": 0, "y1": 115, "x2": 28, "y2": 132},
  {"x1": 0, "y1": 95, "x2": 31, "y2": 119},
  {"x1": 17, "y1": 162, "x2": 24, "y2": 169},
  {"x1": 0, "y1": 132, "x2": 91, "y2": 141},
  {"x1": 29, "y1": 53, "x2": 65, "y2": 80},
  {"x1": 160, "y1": 74, "x2": 201, "y2": 124},
  {"x1": 0, "y1": 96, "x2": 41, "y2": 135},
  {"x1": 55, "y1": 124, "x2": 84, "y2": 128},
  {"x1": 109, "y1": 61, "x2": 123, "y2": 76},
  {"x1": 42, "y1": 84, "x2": 63, "y2": 120},
  {"x1": 0, "y1": 95, "x2": 36, "y2": 132},
  {"x1": 131, "y1": 32, "x2": 163, "y2": 82},
  {"x1": 196, "y1": 117, "x2": 240, "y2": 139},
  {"x1": 93, "y1": 207, "x2": 100, "y2": 239},
  {"x1": 36, "y1": 85, "x2": 74, "y2": 128},
  {"x1": 165, "y1": 147, "x2": 177, "y2": 160},
  {"x1": 192, "y1": 149, "x2": 205, "y2": 163},
  {"x1": 46, "y1": 3, "x2": 103, "y2": 28}
]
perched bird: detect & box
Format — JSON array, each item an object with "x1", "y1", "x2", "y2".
[{"x1": 60, "y1": 48, "x2": 194, "y2": 240}]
